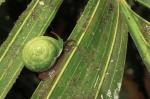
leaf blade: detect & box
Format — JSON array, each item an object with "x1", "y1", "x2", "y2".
[
  {"x1": 32, "y1": 0, "x2": 128, "y2": 98},
  {"x1": 136, "y1": 0, "x2": 150, "y2": 8},
  {"x1": 0, "y1": 0, "x2": 63, "y2": 98},
  {"x1": 0, "y1": 0, "x2": 5, "y2": 6},
  {"x1": 120, "y1": 0, "x2": 150, "y2": 71}
]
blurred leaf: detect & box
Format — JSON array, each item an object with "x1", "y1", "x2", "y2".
[
  {"x1": 120, "y1": 0, "x2": 150, "y2": 71},
  {"x1": 0, "y1": 0, "x2": 62, "y2": 98},
  {"x1": 0, "y1": 0, "x2": 5, "y2": 6},
  {"x1": 31, "y1": 0, "x2": 128, "y2": 98},
  {"x1": 136, "y1": 0, "x2": 150, "y2": 8}
]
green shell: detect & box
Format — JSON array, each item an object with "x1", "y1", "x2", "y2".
[{"x1": 22, "y1": 36, "x2": 63, "y2": 72}]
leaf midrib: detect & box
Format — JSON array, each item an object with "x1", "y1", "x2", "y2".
[
  {"x1": 94, "y1": 4, "x2": 119, "y2": 98},
  {"x1": 0, "y1": 0, "x2": 40, "y2": 62},
  {"x1": 46, "y1": 0, "x2": 101, "y2": 98}
]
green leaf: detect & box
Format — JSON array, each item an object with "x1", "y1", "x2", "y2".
[
  {"x1": 31, "y1": 0, "x2": 128, "y2": 98},
  {"x1": 136, "y1": 0, "x2": 150, "y2": 8},
  {"x1": 0, "y1": 0, "x2": 5, "y2": 6},
  {"x1": 98, "y1": 10, "x2": 128, "y2": 99},
  {"x1": 0, "y1": 0, "x2": 62, "y2": 98},
  {"x1": 120, "y1": 0, "x2": 150, "y2": 71}
]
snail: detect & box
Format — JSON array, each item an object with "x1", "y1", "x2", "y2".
[
  {"x1": 22, "y1": 34, "x2": 63, "y2": 72},
  {"x1": 38, "y1": 40, "x2": 75, "y2": 80}
]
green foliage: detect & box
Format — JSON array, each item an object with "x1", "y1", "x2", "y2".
[
  {"x1": 0, "y1": 0, "x2": 62, "y2": 98},
  {"x1": 136, "y1": 0, "x2": 150, "y2": 8},
  {"x1": 32, "y1": 0, "x2": 128, "y2": 98},
  {"x1": 0, "y1": 0, "x2": 149, "y2": 98},
  {"x1": 120, "y1": 0, "x2": 150, "y2": 71},
  {"x1": 0, "y1": 0, "x2": 5, "y2": 6}
]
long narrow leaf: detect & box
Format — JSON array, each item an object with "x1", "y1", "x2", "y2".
[
  {"x1": 98, "y1": 12, "x2": 128, "y2": 99},
  {"x1": 32, "y1": 0, "x2": 128, "y2": 98},
  {"x1": 0, "y1": 0, "x2": 5, "y2": 6},
  {"x1": 0, "y1": 0, "x2": 62, "y2": 98},
  {"x1": 120, "y1": 0, "x2": 150, "y2": 72},
  {"x1": 136, "y1": 0, "x2": 150, "y2": 8}
]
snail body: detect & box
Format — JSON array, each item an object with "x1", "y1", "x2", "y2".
[
  {"x1": 38, "y1": 40, "x2": 75, "y2": 80},
  {"x1": 22, "y1": 35, "x2": 63, "y2": 72}
]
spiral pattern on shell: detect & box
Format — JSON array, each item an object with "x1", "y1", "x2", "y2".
[{"x1": 22, "y1": 36, "x2": 63, "y2": 72}]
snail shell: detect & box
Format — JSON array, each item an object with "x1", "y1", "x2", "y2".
[
  {"x1": 38, "y1": 40, "x2": 76, "y2": 80},
  {"x1": 22, "y1": 36, "x2": 63, "y2": 72}
]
